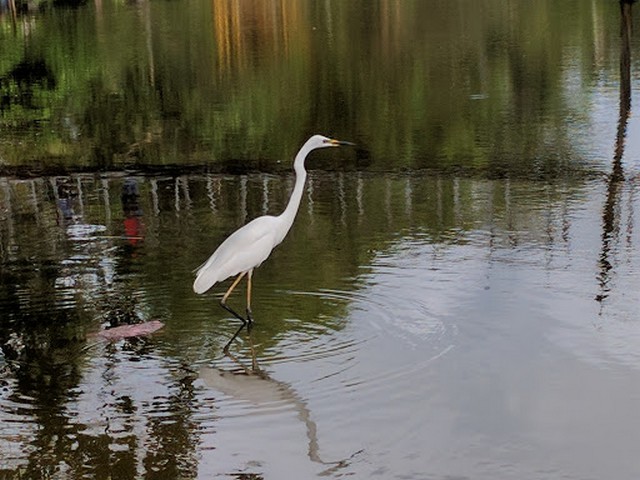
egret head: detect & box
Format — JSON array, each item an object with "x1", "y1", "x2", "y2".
[{"x1": 306, "y1": 134, "x2": 356, "y2": 151}]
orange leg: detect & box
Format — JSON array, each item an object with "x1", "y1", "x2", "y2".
[{"x1": 221, "y1": 271, "x2": 246, "y2": 306}]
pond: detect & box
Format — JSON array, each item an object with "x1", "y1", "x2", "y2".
[{"x1": 1, "y1": 1, "x2": 640, "y2": 479}]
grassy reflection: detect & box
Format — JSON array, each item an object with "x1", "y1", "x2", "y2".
[{"x1": 0, "y1": 0, "x2": 625, "y2": 175}]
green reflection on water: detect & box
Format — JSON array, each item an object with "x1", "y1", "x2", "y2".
[
  {"x1": 0, "y1": 0, "x2": 625, "y2": 175},
  {"x1": 0, "y1": 0, "x2": 638, "y2": 477},
  {"x1": 0, "y1": 171, "x2": 588, "y2": 345}
]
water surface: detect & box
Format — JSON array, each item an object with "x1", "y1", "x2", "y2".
[{"x1": 2, "y1": 1, "x2": 640, "y2": 479}]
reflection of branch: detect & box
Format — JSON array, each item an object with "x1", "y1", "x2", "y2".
[{"x1": 597, "y1": 0, "x2": 634, "y2": 305}]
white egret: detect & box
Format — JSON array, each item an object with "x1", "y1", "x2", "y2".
[{"x1": 193, "y1": 134, "x2": 354, "y2": 349}]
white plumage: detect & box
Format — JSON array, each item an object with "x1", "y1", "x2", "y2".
[
  {"x1": 192, "y1": 134, "x2": 354, "y2": 350},
  {"x1": 193, "y1": 215, "x2": 281, "y2": 294}
]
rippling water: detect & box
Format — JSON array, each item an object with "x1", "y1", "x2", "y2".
[
  {"x1": 196, "y1": 181, "x2": 640, "y2": 479},
  {"x1": 2, "y1": 0, "x2": 640, "y2": 478},
  {"x1": 4, "y1": 169, "x2": 639, "y2": 479}
]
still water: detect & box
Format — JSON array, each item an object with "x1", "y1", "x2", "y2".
[{"x1": 2, "y1": 0, "x2": 640, "y2": 479}]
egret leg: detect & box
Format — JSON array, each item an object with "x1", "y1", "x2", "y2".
[
  {"x1": 220, "y1": 271, "x2": 248, "y2": 325},
  {"x1": 224, "y1": 326, "x2": 262, "y2": 375},
  {"x1": 223, "y1": 323, "x2": 246, "y2": 353},
  {"x1": 219, "y1": 270, "x2": 263, "y2": 352},
  {"x1": 246, "y1": 269, "x2": 254, "y2": 326}
]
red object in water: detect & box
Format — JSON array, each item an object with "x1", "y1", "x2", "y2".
[
  {"x1": 95, "y1": 320, "x2": 164, "y2": 340},
  {"x1": 124, "y1": 216, "x2": 143, "y2": 246}
]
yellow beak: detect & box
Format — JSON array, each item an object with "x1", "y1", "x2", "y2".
[{"x1": 329, "y1": 138, "x2": 356, "y2": 146}]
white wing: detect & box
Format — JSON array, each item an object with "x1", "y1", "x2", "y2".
[{"x1": 193, "y1": 216, "x2": 282, "y2": 294}]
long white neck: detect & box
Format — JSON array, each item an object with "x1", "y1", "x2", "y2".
[{"x1": 277, "y1": 144, "x2": 310, "y2": 241}]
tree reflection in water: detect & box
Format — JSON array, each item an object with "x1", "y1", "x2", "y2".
[
  {"x1": 2, "y1": 166, "x2": 635, "y2": 476},
  {"x1": 596, "y1": 0, "x2": 637, "y2": 307}
]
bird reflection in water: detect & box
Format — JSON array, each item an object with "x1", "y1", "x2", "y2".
[{"x1": 199, "y1": 331, "x2": 362, "y2": 474}]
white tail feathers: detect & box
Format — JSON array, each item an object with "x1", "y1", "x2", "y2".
[
  {"x1": 193, "y1": 270, "x2": 218, "y2": 294},
  {"x1": 192, "y1": 250, "x2": 245, "y2": 294}
]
